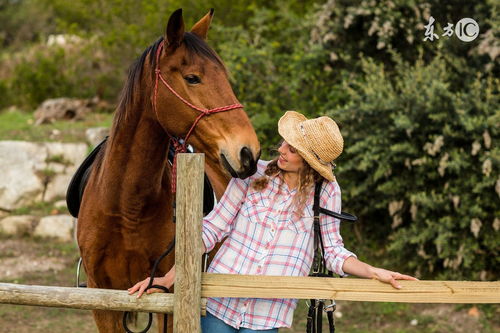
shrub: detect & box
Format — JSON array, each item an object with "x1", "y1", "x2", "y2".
[{"x1": 332, "y1": 55, "x2": 499, "y2": 280}]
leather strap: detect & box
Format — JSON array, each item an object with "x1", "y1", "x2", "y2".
[{"x1": 307, "y1": 180, "x2": 341, "y2": 333}]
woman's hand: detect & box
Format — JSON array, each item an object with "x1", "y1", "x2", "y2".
[
  {"x1": 370, "y1": 267, "x2": 417, "y2": 289},
  {"x1": 128, "y1": 266, "x2": 175, "y2": 298},
  {"x1": 342, "y1": 257, "x2": 417, "y2": 289}
]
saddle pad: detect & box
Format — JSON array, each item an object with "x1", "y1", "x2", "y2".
[
  {"x1": 66, "y1": 137, "x2": 108, "y2": 217},
  {"x1": 66, "y1": 137, "x2": 215, "y2": 218}
]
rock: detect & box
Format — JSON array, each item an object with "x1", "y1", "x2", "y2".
[
  {"x1": 85, "y1": 127, "x2": 109, "y2": 147},
  {"x1": 33, "y1": 215, "x2": 74, "y2": 241},
  {"x1": 0, "y1": 141, "x2": 46, "y2": 210},
  {"x1": 33, "y1": 97, "x2": 100, "y2": 125},
  {"x1": 54, "y1": 200, "x2": 67, "y2": 209},
  {"x1": 0, "y1": 215, "x2": 38, "y2": 236},
  {"x1": 44, "y1": 142, "x2": 88, "y2": 202},
  {"x1": 45, "y1": 142, "x2": 88, "y2": 167},
  {"x1": 0, "y1": 141, "x2": 88, "y2": 210}
]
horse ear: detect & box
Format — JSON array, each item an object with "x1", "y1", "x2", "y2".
[
  {"x1": 166, "y1": 8, "x2": 185, "y2": 48},
  {"x1": 190, "y1": 8, "x2": 214, "y2": 40}
]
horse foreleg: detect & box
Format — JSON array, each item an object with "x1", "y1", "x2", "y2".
[
  {"x1": 156, "y1": 313, "x2": 174, "y2": 333},
  {"x1": 92, "y1": 309, "x2": 125, "y2": 333}
]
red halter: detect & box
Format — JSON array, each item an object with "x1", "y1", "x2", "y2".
[{"x1": 152, "y1": 40, "x2": 243, "y2": 193}]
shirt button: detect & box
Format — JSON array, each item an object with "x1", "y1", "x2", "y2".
[{"x1": 271, "y1": 227, "x2": 275, "y2": 233}]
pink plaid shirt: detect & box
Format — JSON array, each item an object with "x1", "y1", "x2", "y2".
[{"x1": 202, "y1": 160, "x2": 356, "y2": 330}]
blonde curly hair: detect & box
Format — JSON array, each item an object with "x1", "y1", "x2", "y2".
[{"x1": 251, "y1": 148, "x2": 325, "y2": 218}]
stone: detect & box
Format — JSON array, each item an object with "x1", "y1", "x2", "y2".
[
  {"x1": 33, "y1": 215, "x2": 75, "y2": 242},
  {"x1": 85, "y1": 127, "x2": 109, "y2": 147},
  {"x1": 0, "y1": 141, "x2": 46, "y2": 210},
  {"x1": 54, "y1": 200, "x2": 67, "y2": 209},
  {"x1": 0, "y1": 141, "x2": 88, "y2": 210},
  {"x1": 33, "y1": 97, "x2": 100, "y2": 125},
  {"x1": 0, "y1": 215, "x2": 38, "y2": 236}
]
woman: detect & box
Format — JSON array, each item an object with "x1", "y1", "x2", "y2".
[{"x1": 129, "y1": 111, "x2": 417, "y2": 332}]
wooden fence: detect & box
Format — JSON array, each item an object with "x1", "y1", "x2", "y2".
[{"x1": 0, "y1": 154, "x2": 499, "y2": 332}]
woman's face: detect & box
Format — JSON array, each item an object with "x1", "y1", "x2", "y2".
[{"x1": 277, "y1": 141, "x2": 304, "y2": 173}]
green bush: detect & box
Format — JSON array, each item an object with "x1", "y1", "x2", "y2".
[
  {"x1": 5, "y1": 40, "x2": 118, "y2": 108},
  {"x1": 332, "y1": 55, "x2": 499, "y2": 280}
]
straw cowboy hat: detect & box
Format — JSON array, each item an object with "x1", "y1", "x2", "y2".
[{"x1": 278, "y1": 111, "x2": 343, "y2": 181}]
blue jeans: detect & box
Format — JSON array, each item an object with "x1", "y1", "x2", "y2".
[{"x1": 201, "y1": 312, "x2": 279, "y2": 332}]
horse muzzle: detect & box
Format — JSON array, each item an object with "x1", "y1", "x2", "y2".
[{"x1": 221, "y1": 146, "x2": 260, "y2": 179}]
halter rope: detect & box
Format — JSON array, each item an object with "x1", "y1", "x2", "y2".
[{"x1": 152, "y1": 40, "x2": 243, "y2": 193}]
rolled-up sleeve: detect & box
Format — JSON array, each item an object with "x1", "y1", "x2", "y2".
[
  {"x1": 202, "y1": 177, "x2": 250, "y2": 252},
  {"x1": 320, "y1": 182, "x2": 356, "y2": 276}
]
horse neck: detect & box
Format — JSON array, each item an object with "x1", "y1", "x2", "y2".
[
  {"x1": 204, "y1": 159, "x2": 231, "y2": 200},
  {"x1": 98, "y1": 102, "x2": 171, "y2": 220}
]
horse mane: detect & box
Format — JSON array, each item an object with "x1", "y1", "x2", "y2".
[{"x1": 111, "y1": 32, "x2": 226, "y2": 133}]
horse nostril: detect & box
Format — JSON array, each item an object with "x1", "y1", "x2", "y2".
[{"x1": 240, "y1": 146, "x2": 254, "y2": 169}]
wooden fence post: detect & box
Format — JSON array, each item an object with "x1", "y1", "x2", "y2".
[{"x1": 173, "y1": 153, "x2": 204, "y2": 333}]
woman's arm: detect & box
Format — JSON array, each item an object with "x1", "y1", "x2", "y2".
[
  {"x1": 201, "y1": 176, "x2": 249, "y2": 252},
  {"x1": 319, "y1": 182, "x2": 417, "y2": 288},
  {"x1": 319, "y1": 182, "x2": 357, "y2": 276},
  {"x1": 342, "y1": 256, "x2": 417, "y2": 289}
]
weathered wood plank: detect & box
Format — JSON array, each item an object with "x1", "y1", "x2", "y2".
[
  {"x1": 201, "y1": 274, "x2": 500, "y2": 304},
  {"x1": 174, "y1": 154, "x2": 204, "y2": 333},
  {"x1": 0, "y1": 283, "x2": 179, "y2": 313}
]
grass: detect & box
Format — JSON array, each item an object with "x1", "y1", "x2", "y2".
[
  {"x1": 10, "y1": 200, "x2": 68, "y2": 217},
  {"x1": 0, "y1": 107, "x2": 113, "y2": 142},
  {"x1": 45, "y1": 154, "x2": 73, "y2": 165}
]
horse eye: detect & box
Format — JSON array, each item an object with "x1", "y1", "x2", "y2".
[{"x1": 184, "y1": 74, "x2": 201, "y2": 85}]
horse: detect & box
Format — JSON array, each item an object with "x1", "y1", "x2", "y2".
[{"x1": 76, "y1": 9, "x2": 260, "y2": 332}]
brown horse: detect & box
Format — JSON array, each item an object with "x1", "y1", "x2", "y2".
[{"x1": 77, "y1": 9, "x2": 260, "y2": 332}]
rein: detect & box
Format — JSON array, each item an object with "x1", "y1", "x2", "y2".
[
  {"x1": 152, "y1": 40, "x2": 243, "y2": 193},
  {"x1": 307, "y1": 181, "x2": 358, "y2": 333}
]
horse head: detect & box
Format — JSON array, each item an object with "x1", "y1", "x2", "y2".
[{"x1": 152, "y1": 9, "x2": 260, "y2": 181}]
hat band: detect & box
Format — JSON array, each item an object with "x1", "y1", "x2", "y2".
[{"x1": 299, "y1": 124, "x2": 336, "y2": 168}]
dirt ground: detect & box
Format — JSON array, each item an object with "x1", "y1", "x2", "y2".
[{"x1": 0, "y1": 234, "x2": 498, "y2": 333}]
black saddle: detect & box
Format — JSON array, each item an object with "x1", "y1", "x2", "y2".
[{"x1": 66, "y1": 137, "x2": 215, "y2": 218}]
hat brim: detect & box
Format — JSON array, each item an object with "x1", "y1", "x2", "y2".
[{"x1": 278, "y1": 111, "x2": 335, "y2": 182}]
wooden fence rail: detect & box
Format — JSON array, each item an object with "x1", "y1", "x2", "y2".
[
  {"x1": 201, "y1": 274, "x2": 500, "y2": 303},
  {"x1": 0, "y1": 282, "x2": 177, "y2": 314},
  {"x1": 0, "y1": 154, "x2": 499, "y2": 332}
]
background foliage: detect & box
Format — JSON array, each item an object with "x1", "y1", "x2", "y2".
[{"x1": 0, "y1": 0, "x2": 498, "y2": 280}]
